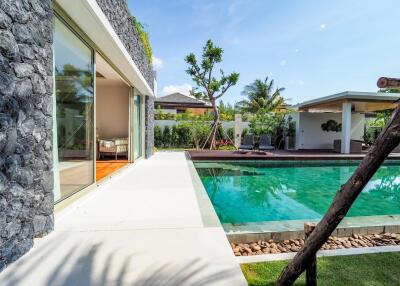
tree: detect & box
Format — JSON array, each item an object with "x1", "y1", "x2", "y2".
[
  {"x1": 185, "y1": 40, "x2": 239, "y2": 149},
  {"x1": 276, "y1": 103, "x2": 400, "y2": 285},
  {"x1": 236, "y1": 77, "x2": 285, "y2": 113},
  {"x1": 218, "y1": 101, "x2": 236, "y2": 121}
]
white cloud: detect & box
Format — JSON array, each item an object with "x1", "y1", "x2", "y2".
[
  {"x1": 162, "y1": 83, "x2": 192, "y2": 95},
  {"x1": 320, "y1": 23, "x2": 326, "y2": 30},
  {"x1": 280, "y1": 59, "x2": 287, "y2": 66},
  {"x1": 152, "y1": 55, "x2": 163, "y2": 70}
]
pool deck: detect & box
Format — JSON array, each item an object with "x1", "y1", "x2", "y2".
[
  {"x1": 188, "y1": 149, "x2": 400, "y2": 161},
  {"x1": 0, "y1": 152, "x2": 247, "y2": 286}
]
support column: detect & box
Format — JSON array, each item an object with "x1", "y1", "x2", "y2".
[
  {"x1": 341, "y1": 102, "x2": 352, "y2": 153},
  {"x1": 234, "y1": 114, "x2": 242, "y2": 148}
]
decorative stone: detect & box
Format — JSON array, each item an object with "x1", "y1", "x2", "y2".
[
  {"x1": 14, "y1": 63, "x2": 34, "y2": 78},
  {"x1": 30, "y1": 73, "x2": 46, "y2": 95},
  {"x1": 0, "y1": 9, "x2": 12, "y2": 29},
  {"x1": 0, "y1": 0, "x2": 29, "y2": 24},
  {"x1": 0, "y1": 30, "x2": 19, "y2": 60},
  {"x1": 14, "y1": 79, "x2": 33, "y2": 99},
  {"x1": 231, "y1": 233, "x2": 400, "y2": 256}
]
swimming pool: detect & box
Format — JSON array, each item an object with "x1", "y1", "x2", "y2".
[{"x1": 194, "y1": 161, "x2": 400, "y2": 225}]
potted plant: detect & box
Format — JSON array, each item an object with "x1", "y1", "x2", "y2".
[{"x1": 285, "y1": 116, "x2": 296, "y2": 150}]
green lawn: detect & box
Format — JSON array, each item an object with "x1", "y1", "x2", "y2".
[{"x1": 241, "y1": 253, "x2": 400, "y2": 286}]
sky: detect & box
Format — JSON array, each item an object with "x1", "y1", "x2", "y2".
[{"x1": 127, "y1": 0, "x2": 400, "y2": 105}]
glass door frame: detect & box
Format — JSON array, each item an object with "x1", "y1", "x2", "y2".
[{"x1": 130, "y1": 88, "x2": 145, "y2": 162}]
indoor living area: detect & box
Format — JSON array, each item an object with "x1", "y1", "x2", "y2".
[{"x1": 95, "y1": 54, "x2": 130, "y2": 181}]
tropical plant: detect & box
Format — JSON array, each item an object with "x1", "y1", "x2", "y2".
[
  {"x1": 218, "y1": 101, "x2": 236, "y2": 121},
  {"x1": 185, "y1": 39, "x2": 239, "y2": 149},
  {"x1": 162, "y1": 125, "x2": 171, "y2": 147},
  {"x1": 179, "y1": 120, "x2": 210, "y2": 150},
  {"x1": 171, "y1": 125, "x2": 180, "y2": 147},
  {"x1": 321, "y1": 119, "x2": 342, "y2": 132},
  {"x1": 154, "y1": 125, "x2": 162, "y2": 147},
  {"x1": 131, "y1": 16, "x2": 152, "y2": 64},
  {"x1": 236, "y1": 77, "x2": 285, "y2": 113}
]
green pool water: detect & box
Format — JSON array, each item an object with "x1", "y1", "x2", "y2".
[{"x1": 194, "y1": 161, "x2": 400, "y2": 224}]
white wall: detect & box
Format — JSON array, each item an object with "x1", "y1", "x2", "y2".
[
  {"x1": 296, "y1": 112, "x2": 365, "y2": 149},
  {"x1": 155, "y1": 120, "x2": 250, "y2": 131},
  {"x1": 96, "y1": 84, "x2": 130, "y2": 139}
]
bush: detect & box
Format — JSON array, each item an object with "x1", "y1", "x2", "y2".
[
  {"x1": 177, "y1": 124, "x2": 192, "y2": 147},
  {"x1": 171, "y1": 125, "x2": 180, "y2": 147},
  {"x1": 162, "y1": 125, "x2": 172, "y2": 147},
  {"x1": 241, "y1": 128, "x2": 248, "y2": 138},
  {"x1": 154, "y1": 125, "x2": 162, "y2": 147},
  {"x1": 227, "y1": 127, "x2": 234, "y2": 141},
  {"x1": 216, "y1": 124, "x2": 225, "y2": 140}
]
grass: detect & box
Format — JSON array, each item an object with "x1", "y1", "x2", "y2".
[{"x1": 241, "y1": 253, "x2": 400, "y2": 286}]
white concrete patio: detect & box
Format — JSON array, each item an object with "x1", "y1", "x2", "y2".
[{"x1": 0, "y1": 152, "x2": 247, "y2": 286}]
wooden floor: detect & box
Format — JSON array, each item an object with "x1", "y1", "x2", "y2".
[{"x1": 96, "y1": 160, "x2": 129, "y2": 181}]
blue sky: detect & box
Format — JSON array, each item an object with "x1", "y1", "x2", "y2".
[{"x1": 128, "y1": 0, "x2": 400, "y2": 105}]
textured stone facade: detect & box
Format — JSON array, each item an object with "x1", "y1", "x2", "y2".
[
  {"x1": 0, "y1": 0, "x2": 54, "y2": 271},
  {"x1": 145, "y1": 95, "x2": 155, "y2": 158},
  {"x1": 96, "y1": 0, "x2": 155, "y2": 90}
]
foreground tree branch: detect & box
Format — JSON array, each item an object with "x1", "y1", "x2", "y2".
[{"x1": 276, "y1": 103, "x2": 400, "y2": 285}]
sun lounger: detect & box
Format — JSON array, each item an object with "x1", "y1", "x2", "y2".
[
  {"x1": 239, "y1": 134, "x2": 254, "y2": 150},
  {"x1": 259, "y1": 135, "x2": 274, "y2": 151}
]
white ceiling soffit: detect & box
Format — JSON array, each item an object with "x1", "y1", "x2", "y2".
[{"x1": 56, "y1": 0, "x2": 154, "y2": 96}]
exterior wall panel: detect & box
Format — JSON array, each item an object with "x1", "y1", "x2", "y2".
[{"x1": 0, "y1": 0, "x2": 54, "y2": 270}]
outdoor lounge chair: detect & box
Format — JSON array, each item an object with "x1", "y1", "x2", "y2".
[
  {"x1": 239, "y1": 134, "x2": 254, "y2": 150},
  {"x1": 259, "y1": 135, "x2": 274, "y2": 151}
]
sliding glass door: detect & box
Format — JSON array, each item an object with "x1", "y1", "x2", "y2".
[{"x1": 54, "y1": 17, "x2": 95, "y2": 201}]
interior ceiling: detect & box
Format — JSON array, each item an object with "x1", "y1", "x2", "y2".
[
  {"x1": 96, "y1": 53, "x2": 129, "y2": 87},
  {"x1": 299, "y1": 99, "x2": 397, "y2": 113}
]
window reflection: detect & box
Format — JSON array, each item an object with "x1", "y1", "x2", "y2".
[{"x1": 54, "y1": 17, "x2": 94, "y2": 201}]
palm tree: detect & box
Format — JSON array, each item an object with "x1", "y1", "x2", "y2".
[{"x1": 236, "y1": 77, "x2": 285, "y2": 113}]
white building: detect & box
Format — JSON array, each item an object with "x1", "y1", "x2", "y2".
[{"x1": 292, "y1": 91, "x2": 399, "y2": 153}]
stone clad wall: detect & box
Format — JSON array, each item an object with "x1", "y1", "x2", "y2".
[
  {"x1": 145, "y1": 95, "x2": 155, "y2": 158},
  {"x1": 0, "y1": 0, "x2": 54, "y2": 271},
  {"x1": 96, "y1": 0, "x2": 155, "y2": 90}
]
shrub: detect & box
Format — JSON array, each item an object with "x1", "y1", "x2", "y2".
[
  {"x1": 241, "y1": 128, "x2": 248, "y2": 138},
  {"x1": 216, "y1": 124, "x2": 225, "y2": 140},
  {"x1": 171, "y1": 125, "x2": 180, "y2": 147},
  {"x1": 154, "y1": 125, "x2": 162, "y2": 147},
  {"x1": 162, "y1": 125, "x2": 172, "y2": 147},
  {"x1": 227, "y1": 127, "x2": 234, "y2": 141},
  {"x1": 177, "y1": 124, "x2": 192, "y2": 147}
]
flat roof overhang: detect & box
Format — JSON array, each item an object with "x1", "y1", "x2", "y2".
[
  {"x1": 295, "y1": 91, "x2": 400, "y2": 113},
  {"x1": 55, "y1": 0, "x2": 155, "y2": 97},
  {"x1": 155, "y1": 102, "x2": 212, "y2": 109}
]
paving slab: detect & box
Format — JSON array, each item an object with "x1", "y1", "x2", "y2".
[{"x1": 0, "y1": 152, "x2": 247, "y2": 286}]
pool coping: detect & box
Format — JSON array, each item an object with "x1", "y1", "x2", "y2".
[
  {"x1": 185, "y1": 153, "x2": 222, "y2": 228},
  {"x1": 188, "y1": 150, "x2": 400, "y2": 161},
  {"x1": 225, "y1": 215, "x2": 400, "y2": 243}
]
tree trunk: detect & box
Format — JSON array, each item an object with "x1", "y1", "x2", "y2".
[
  {"x1": 202, "y1": 98, "x2": 219, "y2": 150},
  {"x1": 276, "y1": 104, "x2": 400, "y2": 286}
]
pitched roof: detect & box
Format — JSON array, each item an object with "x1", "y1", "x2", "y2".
[{"x1": 155, "y1": 92, "x2": 211, "y2": 106}]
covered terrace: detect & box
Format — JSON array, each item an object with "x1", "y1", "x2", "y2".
[{"x1": 295, "y1": 91, "x2": 400, "y2": 153}]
